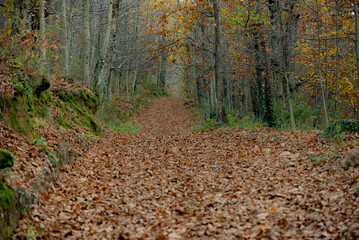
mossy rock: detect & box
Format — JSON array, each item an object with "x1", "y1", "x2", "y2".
[
  {"x1": 0, "y1": 149, "x2": 14, "y2": 169},
  {"x1": 56, "y1": 89, "x2": 101, "y2": 134},
  {"x1": 0, "y1": 92, "x2": 40, "y2": 138},
  {"x1": 78, "y1": 89, "x2": 98, "y2": 112},
  {"x1": 0, "y1": 181, "x2": 14, "y2": 210},
  {"x1": 55, "y1": 115, "x2": 73, "y2": 130},
  {"x1": 0, "y1": 181, "x2": 17, "y2": 240}
]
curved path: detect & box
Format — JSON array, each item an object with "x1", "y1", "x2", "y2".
[{"x1": 14, "y1": 97, "x2": 359, "y2": 239}]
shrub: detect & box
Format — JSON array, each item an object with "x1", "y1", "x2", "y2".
[
  {"x1": 323, "y1": 119, "x2": 359, "y2": 137},
  {"x1": 272, "y1": 98, "x2": 313, "y2": 130}
]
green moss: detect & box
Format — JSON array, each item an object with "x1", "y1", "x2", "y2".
[
  {"x1": 78, "y1": 89, "x2": 98, "y2": 110},
  {"x1": 0, "y1": 181, "x2": 14, "y2": 210},
  {"x1": 23, "y1": 93, "x2": 40, "y2": 116},
  {"x1": 0, "y1": 149, "x2": 14, "y2": 169},
  {"x1": 80, "y1": 115, "x2": 100, "y2": 134},
  {"x1": 56, "y1": 89, "x2": 100, "y2": 134},
  {"x1": 55, "y1": 116, "x2": 73, "y2": 130},
  {"x1": 39, "y1": 91, "x2": 53, "y2": 104},
  {"x1": 14, "y1": 82, "x2": 25, "y2": 95},
  {"x1": 2, "y1": 78, "x2": 100, "y2": 138}
]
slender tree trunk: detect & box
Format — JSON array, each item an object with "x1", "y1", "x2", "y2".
[
  {"x1": 284, "y1": 73, "x2": 295, "y2": 129},
  {"x1": 20, "y1": 0, "x2": 29, "y2": 29},
  {"x1": 82, "y1": 0, "x2": 91, "y2": 85},
  {"x1": 114, "y1": 70, "x2": 120, "y2": 96},
  {"x1": 213, "y1": 0, "x2": 227, "y2": 123},
  {"x1": 354, "y1": 0, "x2": 359, "y2": 90},
  {"x1": 225, "y1": 62, "x2": 232, "y2": 113},
  {"x1": 316, "y1": 0, "x2": 329, "y2": 127},
  {"x1": 67, "y1": 2, "x2": 74, "y2": 70},
  {"x1": 97, "y1": 0, "x2": 120, "y2": 106},
  {"x1": 210, "y1": 54, "x2": 216, "y2": 108},
  {"x1": 334, "y1": 1, "x2": 340, "y2": 119},
  {"x1": 268, "y1": 0, "x2": 288, "y2": 128},
  {"x1": 282, "y1": 0, "x2": 298, "y2": 130},
  {"x1": 90, "y1": 2, "x2": 97, "y2": 79},
  {"x1": 125, "y1": 63, "x2": 130, "y2": 102},
  {"x1": 159, "y1": 36, "x2": 167, "y2": 91},
  {"x1": 132, "y1": 62, "x2": 139, "y2": 96},
  {"x1": 324, "y1": 6, "x2": 329, "y2": 104},
  {"x1": 40, "y1": 0, "x2": 46, "y2": 73},
  {"x1": 107, "y1": 71, "x2": 113, "y2": 101},
  {"x1": 195, "y1": 47, "x2": 201, "y2": 106},
  {"x1": 131, "y1": 5, "x2": 140, "y2": 96},
  {"x1": 62, "y1": 0, "x2": 70, "y2": 76}
]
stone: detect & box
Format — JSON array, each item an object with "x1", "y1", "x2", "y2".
[
  {"x1": 0, "y1": 149, "x2": 14, "y2": 169},
  {"x1": 348, "y1": 223, "x2": 359, "y2": 240},
  {"x1": 279, "y1": 151, "x2": 292, "y2": 160},
  {"x1": 288, "y1": 162, "x2": 297, "y2": 167},
  {"x1": 306, "y1": 151, "x2": 321, "y2": 159},
  {"x1": 263, "y1": 148, "x2": 271, "y2": 156},
  {"x1": 342, "y1": 148, "x2": 359, "y2": 168}
]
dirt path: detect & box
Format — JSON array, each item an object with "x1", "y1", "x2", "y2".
[
  {"x1": 136, "y1": 97, "x2": 192, "y2": 134},
  {"x1": 15, "y1": 97, "x2": 359, "y2": 239}
]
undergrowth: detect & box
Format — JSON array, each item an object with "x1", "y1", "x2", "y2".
[
  {"x1": 323, "y1": 119, "x2": 359, "y2": 137},
  {"x1": 191, "y1": 109, "x2": 263, "y2": 132},
  {"x1": 97, "y1": 80, "x2": 168, "y2": 133},
  {"x1": 108, "y1": 121, "x2": 140, "y2": 133}
]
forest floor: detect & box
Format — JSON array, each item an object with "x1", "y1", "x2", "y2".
[{"x1": 13, "y1": 97, "x2": 359, "y2": 239}]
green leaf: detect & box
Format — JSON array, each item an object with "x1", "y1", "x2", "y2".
[{"x1": 354, "y1": 185, "x2": 359, "y2": 196}]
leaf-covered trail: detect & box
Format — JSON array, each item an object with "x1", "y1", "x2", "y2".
[
  {"x1": 15, "y1": 98, "x2": 359, "y2": 239},
  {"x1": 136, "y1": 97, "x2": 193, "y2": 134}
]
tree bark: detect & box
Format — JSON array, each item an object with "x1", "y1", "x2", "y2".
[
  {"x1": 213, "y1": 0, "x2": 227, "y2": 123},
  {"x1": 97, "y1": 0, "x2": 120, "y2": 106},
  {"x1": 334, "y1": 0, "x2": 340, "y2": 119},
  {"x1": 354, "y1": 0, "x2": 359, "y2": 91},
  {"x1": 20, "y1": 0, "x2": 29, "y2": 29},
  {"x1": 316, "y1": 0, "x2": 329, "y2": 127},
  {"x1": 40, "y1": 0, "x2": 46, "y2": 73},
  {"x1": 82, "y1": 0, "x2": 91, "y2": 85},
  {"x1": 62, "y1": 0, "x2": 70, "y2": 76}
]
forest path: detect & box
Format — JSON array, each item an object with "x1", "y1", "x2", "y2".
[
  {"x1": 136, "y1": 97, "x2": 193, "y2": 134},
  {"x1": 14, "y1": 97, "x2": 359, "y2": 239}
]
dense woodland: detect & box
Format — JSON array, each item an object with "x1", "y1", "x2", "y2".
[
  {"x1": 2, "y1": 1, "x2": 359, "y2": 239},
  {"x1": 1, "y1": 0, "x2": 359, "y2": 127}
]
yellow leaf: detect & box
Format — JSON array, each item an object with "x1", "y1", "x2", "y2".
[{"x1": 269, "y1": 207, "x2": 277, "y2": 212}]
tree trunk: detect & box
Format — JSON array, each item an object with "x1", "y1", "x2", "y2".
[
  {"x1": 282, "y1": 0, "x2": 298, "y2": 130},
  {"x1": 40, "y1": 0, "x2": 46, "y2": 73},
  {"x1": 62, "y1": 0, "x2": 70, "y2": 76},
  {"x1": 97, "y1": 0, "x2": 120, "y2": 106},
  {"x1": 20, "y1": 0, "x2": 29, "y2": 29},
  {"x1": 316, "y1": 0, "x2": 329, "y2": 127},
  {"x1": 334, "y1": 0, "x2": 340, "y2": 119},
  {"x1": 213, "y1": 0, "x2": 227, "y2": 123},
  {"x1": 125, "y1": 63, "x2": 130, "y2": 102},
  {"x1": 158, "y1": 35, "x2": 167, "y2": 91},
  {"x1": 131, "y1": 5, "x2": 140, "y2": 96},
  {"x1": 82, "y1": 0, "x2": 91, "y2": 85},
  {"x1": 354, "y1": 0, "x2": 359, "y2": 91},
  {"x1": 268, "y1": 0, "x2": 286, "y2": 128}
]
